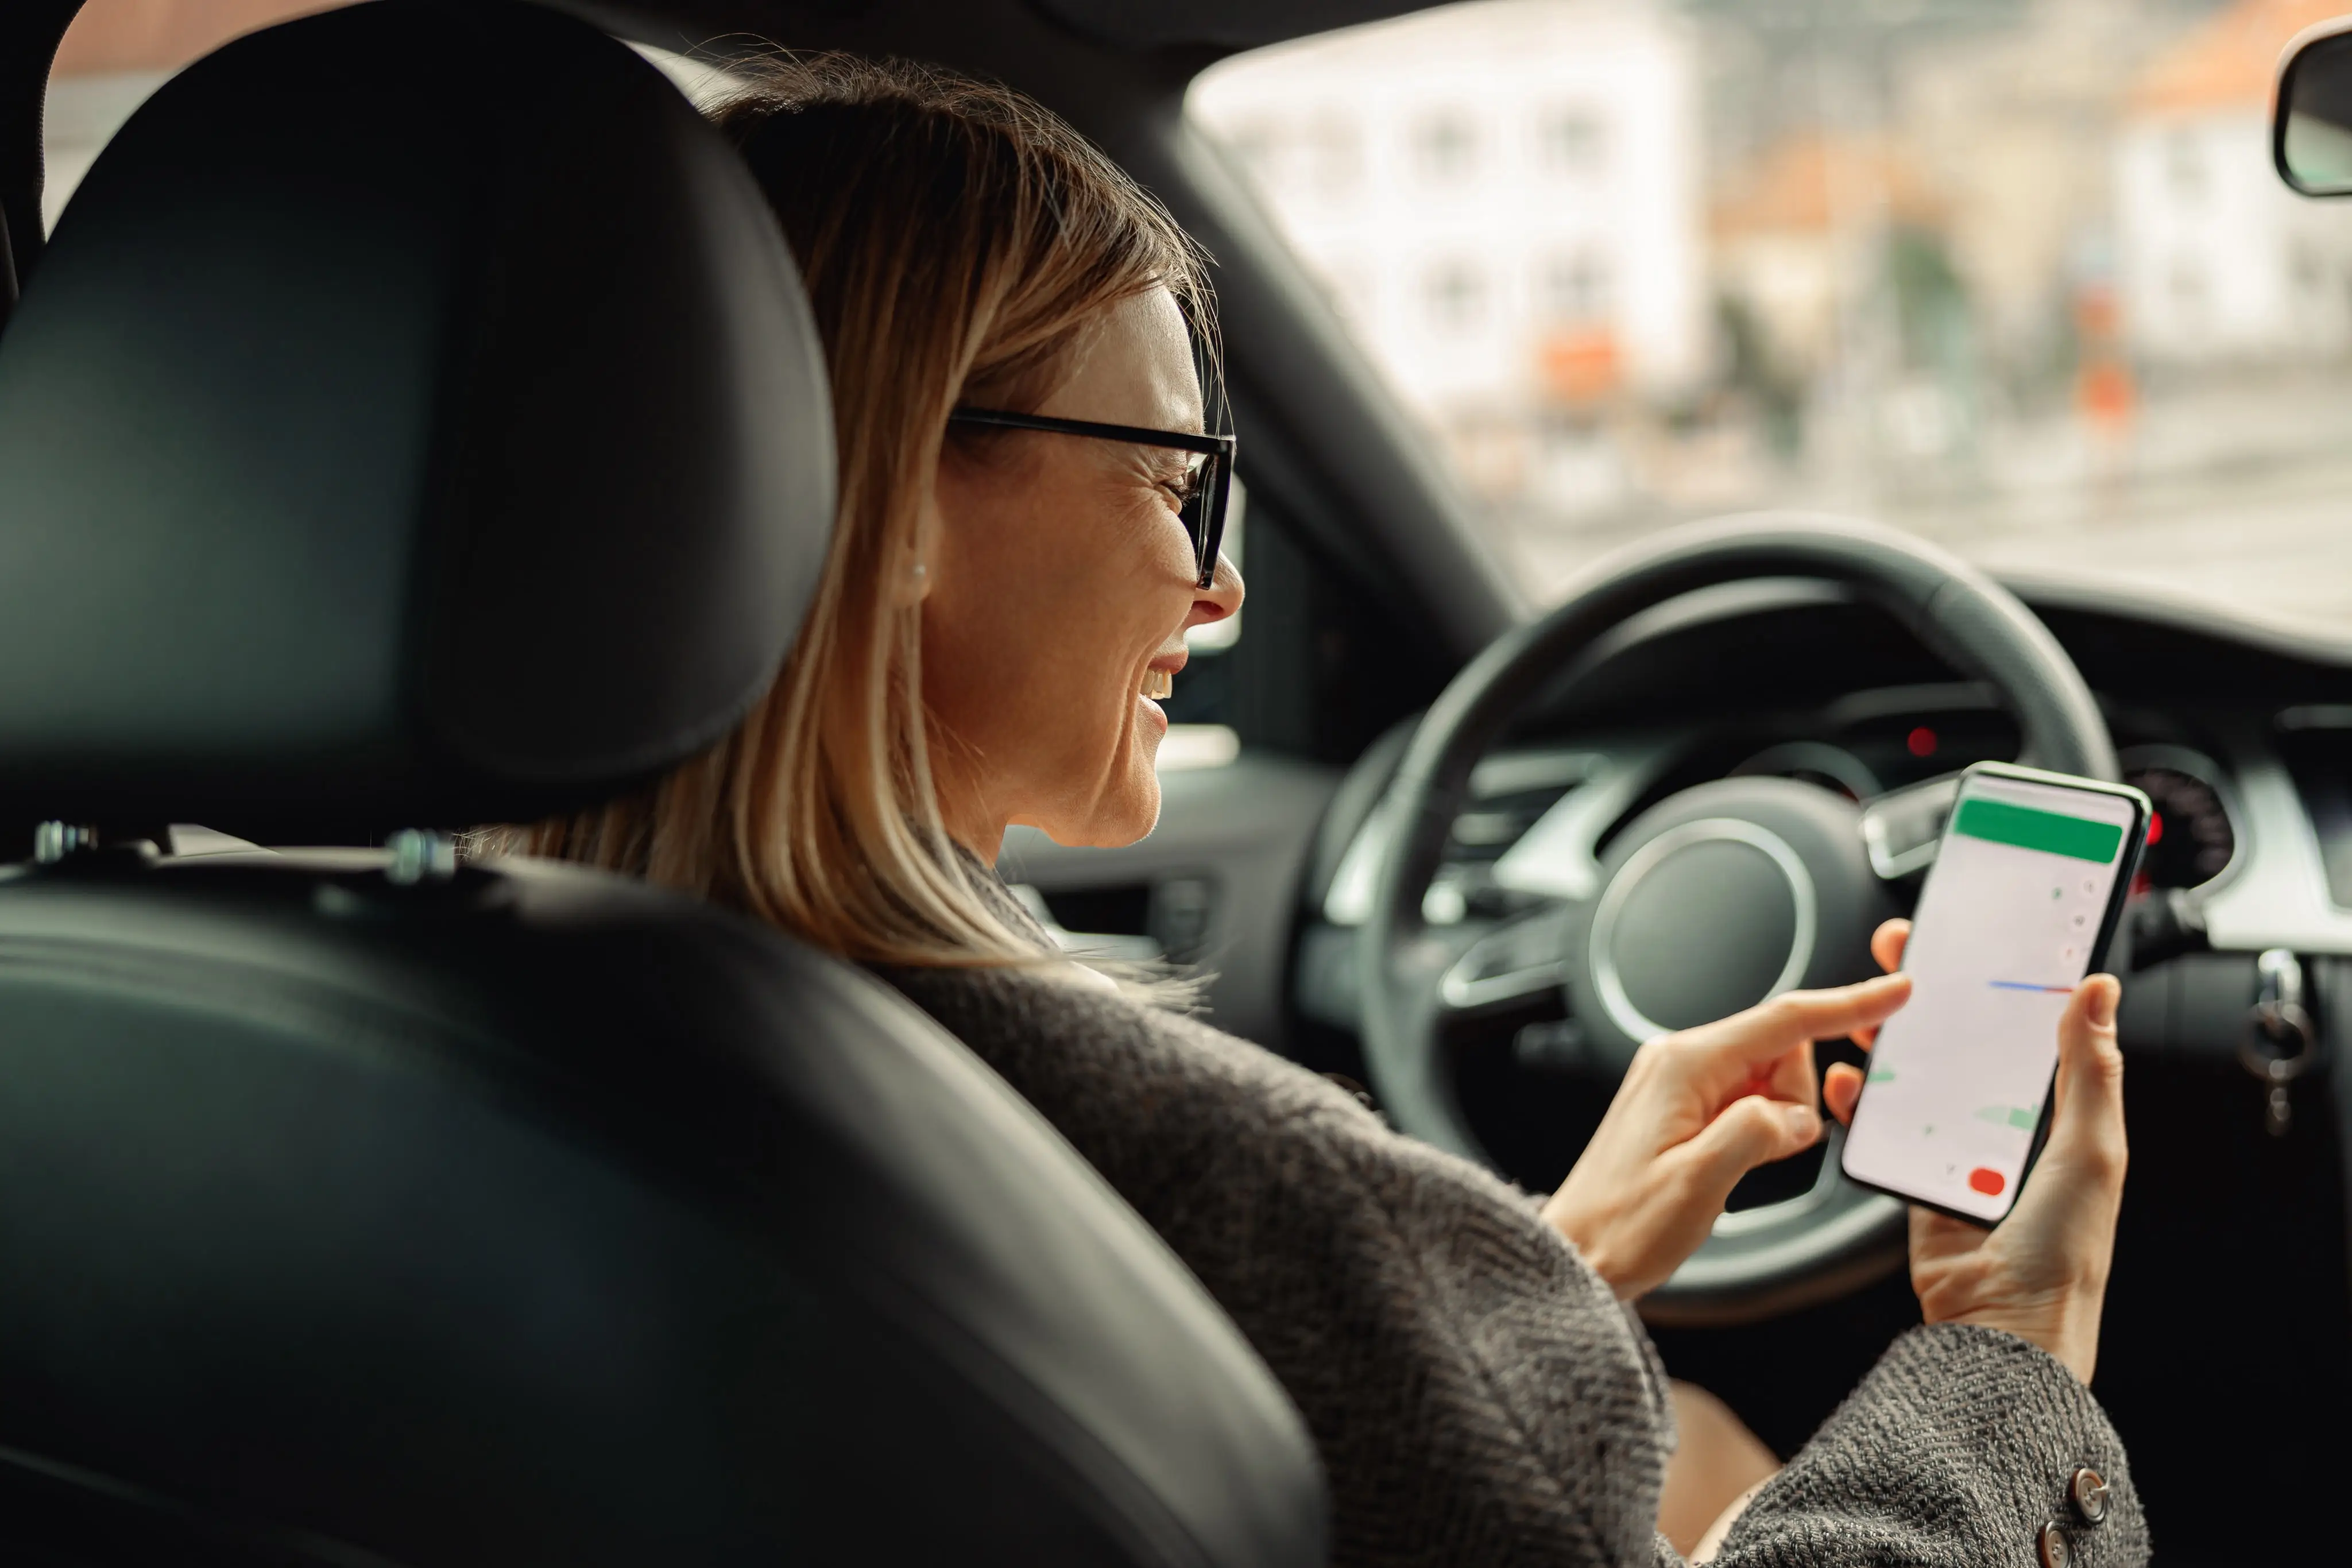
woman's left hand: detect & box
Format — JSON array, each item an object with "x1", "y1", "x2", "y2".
[{"x1": 1541, "y1": 974, "x2": 1913, "y2": 1299}]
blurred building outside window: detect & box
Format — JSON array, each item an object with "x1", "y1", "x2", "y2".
[
  {"x1": 1542, "y1": 250, "x2": 1614, "y2": 322},
  {"x1": 1309, "y1": 114, "x2": 1364, "y2": 197},
  {"x1": 1417, "y1": 114, "x2": 1480, "y2": 181},
  {"x1": 2167, "y1": 129, "x2": 2209, "y2": 196},
  {"x1": 1194, "y1": 0, "x2": 1702, "y2": 521},
  {"x1": 1429, "y1": 262, "x2": 1490, "y2": 331},
  {"x1": 1541, "y1": 107, "x2": 1608, "y2": 175}
]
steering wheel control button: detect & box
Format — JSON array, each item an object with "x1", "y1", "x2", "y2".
[
  {"x1": 2069, "y1": 1467, "x2": 2110, "y2": 1524},
  {"x1": 2037, "y1": 1519, "x2": 2071, "y2": 1568},
  {"x1": 1589, "y1": 817, "x2": 1816, "y2": 1042}
]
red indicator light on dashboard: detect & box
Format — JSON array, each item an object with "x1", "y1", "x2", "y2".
[
  {"x1": 1906, "y1": 726, "x2": 1937, "y2": 758},
  {"x1": 1967, "y1": 1167, "x2": 2006, "y2": 1196},
  {"x1": 2146, "y1": 812, "x2": 2164, "y2": 846}
]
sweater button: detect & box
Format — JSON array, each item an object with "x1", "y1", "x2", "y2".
[
  {"x1": 2069, "y1": 1466, "x2": 2110, "y2": 1524},
  {"x1": 2037, "y1": 1519, "x2": 2071, "y2": 1568}
]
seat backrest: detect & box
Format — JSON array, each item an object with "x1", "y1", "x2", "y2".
[{"x1": 0, "y1": 4, "x2": 1326, "y2": 1563}]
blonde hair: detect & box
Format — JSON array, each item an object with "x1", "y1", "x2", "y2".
[{"x1": 478, "y1": 55, "x2": 1213, "y2": 968}]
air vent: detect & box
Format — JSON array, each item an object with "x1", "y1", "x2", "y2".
[
  {"x1": 2277, "y1": 714, "x2": 2352, "y2": 906},
  {"x1": 1448, "y1": 783, "x2": 1579, "y2": 861}
]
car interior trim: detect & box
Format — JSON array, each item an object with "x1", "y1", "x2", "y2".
[{"x1": 2199, "y1": 726, "x2": 2352, "y2": 953}]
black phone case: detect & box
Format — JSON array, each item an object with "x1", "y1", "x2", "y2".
[{"x1": 1838, "y1": 761, "x2": 2151, "y2": 1230}]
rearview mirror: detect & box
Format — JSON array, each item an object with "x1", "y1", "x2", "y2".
[{"x1": 2277, "y1": 20, "x2": 2352, "y2": 196}]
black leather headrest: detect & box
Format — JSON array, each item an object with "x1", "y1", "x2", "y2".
[{"x1": 0, "y1": 0, "x2": 833, "y2": 842}]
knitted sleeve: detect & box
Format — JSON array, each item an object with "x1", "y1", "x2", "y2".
[
  {"x1": 883, "y1": 963, "x2": 1676, "y2": 1563},
  {"x1": 1665, "y1": 1321, "x2": 2146, "y2": 1568}
]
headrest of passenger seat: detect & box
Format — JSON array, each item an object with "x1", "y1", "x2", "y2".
[{"x1": 0, "y1": 0, "x2": 832, "y2": 842}]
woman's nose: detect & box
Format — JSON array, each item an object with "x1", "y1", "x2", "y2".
[{"x1": 1189, "y1": 551, "x2": 1244, "y2": 629}]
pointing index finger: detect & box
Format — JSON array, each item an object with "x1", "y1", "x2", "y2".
[{"x1": 1686, "y1": 973, "x2": 1913, "y2": 1068}]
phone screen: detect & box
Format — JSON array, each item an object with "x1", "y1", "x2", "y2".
[{"x1": 1841, "y1": 768, "x2": 2145, "y2": 1222}]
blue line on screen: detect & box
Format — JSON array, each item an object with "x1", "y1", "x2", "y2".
[{"x1": 1989, "y1": 980, "x2": 2074, "y2": 993}]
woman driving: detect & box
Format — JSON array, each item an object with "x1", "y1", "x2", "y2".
[{"x1": 488, "y1": 55, "x2": 2146, "y2": 1567}]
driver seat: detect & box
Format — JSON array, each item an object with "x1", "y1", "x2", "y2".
[{"x1": 0, "y1": 4, "x2": 1325, "y2": 1564}]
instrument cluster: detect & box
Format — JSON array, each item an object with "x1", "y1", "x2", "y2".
[{"x1": 1728, "y1": 710, "x2": 2239, "y2": 893}]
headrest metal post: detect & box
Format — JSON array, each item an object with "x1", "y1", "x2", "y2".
[
  {"x1": 32, "y1": 822, "x2": 96, "y2": 864},
  {"x1": 385, "y1": 828, "x2": 457, "y2": 886}
]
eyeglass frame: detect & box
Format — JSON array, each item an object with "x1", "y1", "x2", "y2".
[{"x1": 946, "y1": 406, "x2": 1236, "y2": 590}]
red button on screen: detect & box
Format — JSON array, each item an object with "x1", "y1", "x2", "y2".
[{"x1": 1967, "y1": 1167, "x2": 2006, "y2": 1196}]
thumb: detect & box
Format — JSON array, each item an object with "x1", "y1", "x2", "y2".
[
  {"x1": 1824, "y1": 1060, "x2": 1864, "y2": 1125},
  {"x1": 1681, "y1": 1093, "x2": 1820, "y2": 1200},
  {"x1": 2045, "y1": 974, "x2": 2126, "y2": 1174}
]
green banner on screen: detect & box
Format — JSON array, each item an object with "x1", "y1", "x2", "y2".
[{"x1": 1951, "y1": 797, "x2": 2125, "y2": 864}]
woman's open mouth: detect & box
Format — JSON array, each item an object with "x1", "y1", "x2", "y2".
[{"x1": 1140, "y1": 648, "x2": 1186, "y2": 708}]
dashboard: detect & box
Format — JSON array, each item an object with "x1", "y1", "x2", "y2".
[
  {"x1": 1319, "y1": 690, "x2": 2250, "y2": 930},
  {"x1": 1309, "y1": 579, "x2": 2350, "y2": 927}
]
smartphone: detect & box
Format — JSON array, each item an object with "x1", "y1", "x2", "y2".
[{"x1": 1840, "y1": 761, "x2": 2150, "y2": 1226}]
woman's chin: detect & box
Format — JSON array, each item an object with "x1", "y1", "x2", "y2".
[
  {"x1": 1027, "y1": 758, "x2": 1162, "y2": 849},
  {"x1": 1092, "y1": 770, "x2": 1162, "y2": 847},
  {"x1": 1100, "y1": 756, "x2": 1165, "y2": 846}
]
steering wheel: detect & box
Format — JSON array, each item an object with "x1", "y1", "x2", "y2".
[{"x1": 1360, "y1": 515, "x2": 2117, "y2": 1325}]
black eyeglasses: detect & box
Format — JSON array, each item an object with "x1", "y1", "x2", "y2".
[{"x1": 948, "y1": 407, "x2": 1236, "y2": 590}]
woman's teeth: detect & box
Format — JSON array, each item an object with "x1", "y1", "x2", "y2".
[{"x1": 1142, "y1": 669, "x2": 1174, "y2": 701}]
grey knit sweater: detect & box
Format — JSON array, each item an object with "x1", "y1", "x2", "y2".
[{"x1": 879, "y1": 938, "x2": 2148, "y2": 1566}]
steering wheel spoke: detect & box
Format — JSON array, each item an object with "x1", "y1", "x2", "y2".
[
  {"x1": 1437, "y1": 900, "x2": 1580, "y2": 1013},
  {"x1": 1639, "y1": 1124, "x2": 1905, "y2": 1327},
  {"x1": 1859, "y1": 771, "x2": 1963, "y2": 879}
]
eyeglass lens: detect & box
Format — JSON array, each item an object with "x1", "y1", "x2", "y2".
[{"x1": 1178, "y1": 451, "x2": 1223, "y2": 584}]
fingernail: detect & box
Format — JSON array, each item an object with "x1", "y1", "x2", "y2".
[
  {"x1": 1785, "y1": 1102, "x2": 1817, "y2": 1136},
  {"x1": 2089, "y1": 977, "x2": 2118, "y2": 1029}
]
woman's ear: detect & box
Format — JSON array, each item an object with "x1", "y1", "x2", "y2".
[{"x1": 894, "y1": 489, "x2": 944, "y2": 607}]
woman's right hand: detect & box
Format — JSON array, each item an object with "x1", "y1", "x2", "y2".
[
  {"x1": 1824, "y1": 919, "x2": 2129, "y2": 1384},
  {"x1": 1542, "y1": 973, "x2": 1912, "y2": 1300}
]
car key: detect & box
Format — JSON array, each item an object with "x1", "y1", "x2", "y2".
[{"x1": 2238, "y1": 948, "x2": 2315, "y2": 1137}]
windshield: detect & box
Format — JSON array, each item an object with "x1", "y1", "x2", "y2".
[{"x1": 1190, "y1": 0, "x2": 2352, "y2": 633}]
